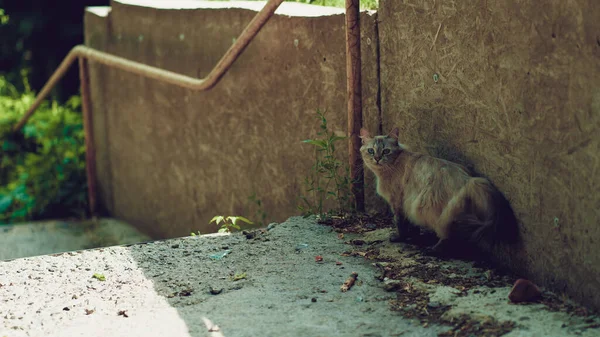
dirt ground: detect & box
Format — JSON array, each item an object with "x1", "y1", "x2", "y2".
[{"x1": 0, "y1": 216, "x2": 598, "y2": 337}]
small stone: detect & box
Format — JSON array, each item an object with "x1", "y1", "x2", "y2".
[
  {"x1": 267, "y1": 223, "x2": 278, "y2": 231},
  {"x1": 171, "y1": 244, "x2": 179, "y2": 249},
  {"x1": 178, "y1": 288, "x2": 193, "y2": 297},
  {"x1": 209, "y1": 287, "x2": 223, "y2": 295},
  {"x1": 311, "y1": 298, "x2": 317, "y2": 303},
  {"x1": 508, "y1": 278, "x2": 542, "y2": 303},
  {"x1": 62, "y1": 307, "x2": 70, "y2": 311}
]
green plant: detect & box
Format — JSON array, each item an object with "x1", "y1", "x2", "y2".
[
  {"x1": 210, "y1": 215, "x2": 254, "y2": 233},
  {"x1": 248, "y1": 192, "x2": 268, "y2": 227},
  {"x1": 0, "y1": 8, "x2": 9, "y2": 25},
  {"x1": 0, "y1": 75, "x2": 87, "y2": 224},
  {"x1": 298, "y1": 109, "x2": 353, "y2": 219}
]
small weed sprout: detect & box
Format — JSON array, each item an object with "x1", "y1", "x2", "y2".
[
  {"x1": 210, "y1": 215, "x2": 254, "y2": 233},
  {"x1": 299, "y1": 109, "x2": 353, "y2": 219}
]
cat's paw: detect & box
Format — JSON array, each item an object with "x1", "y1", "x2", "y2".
[
  {"x1": 423, "y1": 246, "x2": 444, "y2": 257},
  {"x1": 423, "y1": 240, "x2": 449, "y2": 258}
]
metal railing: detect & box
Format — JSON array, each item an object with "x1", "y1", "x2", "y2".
[{"x1": 12, "y1": 0, "x2": 365, "y2": 216}]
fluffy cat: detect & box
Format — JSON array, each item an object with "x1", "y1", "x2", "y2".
[{"x1": 359, "y1": 127, "x2": 517, "y2": 255}]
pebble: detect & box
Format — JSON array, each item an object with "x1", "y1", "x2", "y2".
[
  {"x1": 508, "y1": 278, "x2": 542, "y2": 303},
  {"x1": 209, "y1": 286, "x2": 223, "y2": 295}
]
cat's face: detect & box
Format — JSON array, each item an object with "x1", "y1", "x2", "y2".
[{"x1": 359, "y1": 127, "x2": 403, "y2": 167}]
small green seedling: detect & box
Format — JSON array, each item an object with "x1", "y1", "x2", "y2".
[
  {"x1": 210, "y1": 216, "x2": 254, "y2": 233},
  {"x1": 299, "y1": 109, "x2": 354, "y2": 219},
  {"x1": 92, "y1": 273, "x2": 106, "y2": 281},
  {"x1": 190, "y1": 230, "x2": 201, "y2": 236}
]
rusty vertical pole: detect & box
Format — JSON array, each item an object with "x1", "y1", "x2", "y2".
[
  {"x1": 78, "y1": 57, "x2": 97, "y2": 217},
  {"x1": 346, "y1": 0, "x2": 364, "y2": 212}
]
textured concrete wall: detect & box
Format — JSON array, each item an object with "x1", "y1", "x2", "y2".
[
  {"x1": 84, "y1": 1, "x2": 379, "y2": 239},
  {"x1": 379, "y1": 0, "x2": 600, "y2": 310}
]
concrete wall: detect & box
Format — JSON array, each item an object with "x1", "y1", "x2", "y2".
[
  {"x1": 378, "y1": 0, "x2": 600, "y2": 310},
  {"x1": 84, "y1": 0, "x2": 379, "y2": 239}
]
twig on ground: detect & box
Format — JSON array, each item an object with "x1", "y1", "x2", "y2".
[{"x1": 341, "y1": 272, "x2": 359, "y2": 292}]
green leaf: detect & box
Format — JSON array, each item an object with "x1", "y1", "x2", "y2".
[
  {"x1": 92, "y1": 273, "x2": 106, "y2": 281},
  {"x1": 10, "y1": 207, "x2": 28, "y2": 220},
  {"x1": 2, "y1": 140, "x2": 17, "y2": 151},
  {"x1": 11, "y1": 184, "x2": 28, "y2": 200},
  {"x1": 331, "y1": 135, "x2": 347, "y2": 143},
  {"x1": 23, "y1": 124, "x2": 37, "y2": 137},
  {"x1": 210, "y1": 216, "x2": 224, "y2": 225},
  {"x1": 302, "y1": 139, "x2": 327, "y2": 148},
  {"x1": 227, "y1": 216, "x2": 254, "y2": 226},
  {"x1": 0, "y1": 195, "x2": 13, "y2": 213},
  {"x1": 232, "y1": 272, "x2": 247, "y2": 281}
]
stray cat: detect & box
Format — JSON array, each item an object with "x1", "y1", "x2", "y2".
[{"x1": 359, "y1": 127, "x2": 517, "y2": 255}]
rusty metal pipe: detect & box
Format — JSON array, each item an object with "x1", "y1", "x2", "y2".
[
  {"x1": 13, "y1": 0, "x2": 285, "y2": 133},
  {"x1": 78, "y1": 57, "x2": 97, "y2": 216},
  {"x1": 345, "y1": 0, "x2": 364, "y2": 212}
]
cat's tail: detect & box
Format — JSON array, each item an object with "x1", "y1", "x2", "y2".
[{"x1": 461, "y1": 178, "x2": 519, "y2": 248}]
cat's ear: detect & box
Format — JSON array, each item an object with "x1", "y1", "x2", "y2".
[
  {"x1": 387, "y1": 127, "x2": 399, "y2": 140},
  {"x1": 359, "y1": 128, "x2": 371, "y2": 143}
]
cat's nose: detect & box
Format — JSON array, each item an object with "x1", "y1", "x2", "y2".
[{"x1": 374, "y1": 156, "x2": 381, "y2": 163}]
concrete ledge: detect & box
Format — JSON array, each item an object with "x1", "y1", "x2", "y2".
[
  {"x1": 86, "y1": 6, "x2": 111, "y2": 17},
  {"x1": 114, "y1": 0, "x2": 350, "y2": 16}
]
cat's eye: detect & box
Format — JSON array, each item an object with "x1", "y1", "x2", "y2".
[
  {"x1": 368, "y1": 148, "x2": 374, "y2": 155},
  {"x1": 383, "y1": 149, "x2": 391, "y2": 155}
]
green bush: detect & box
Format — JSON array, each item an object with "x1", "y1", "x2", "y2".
[{"x1": 0, "y1": 76, "x2": 87, "y2": 224}]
